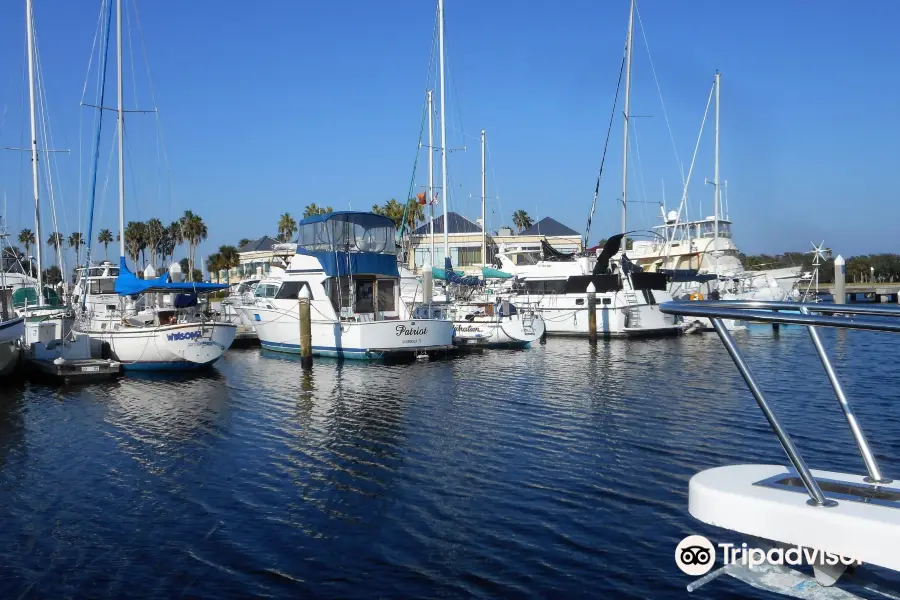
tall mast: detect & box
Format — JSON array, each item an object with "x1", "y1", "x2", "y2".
[
  {"x1": 116, "y1": 0, "x2": 125, "y2": 259},
  {"x1": 620, "y1": 0, "x2": 634, "y2": 247},
  {"x1": 480, "y1": 129, "x2": 486, "y2": 267},
  {"x1": 25, "y1": 0, "x2": 44, "y2": 304},
  {"x1": 427, "y1": 90, "x2": 435, "y2": 264},
  {"x1": 438, "y1": 0, "x2": 449, "y2": 260},
  {"x1": 713, "y1": 71, "x2": 720, "y2": 273}
]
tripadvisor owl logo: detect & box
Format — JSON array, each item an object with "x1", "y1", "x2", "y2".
[{"x1": 675, "y1": 535, "x2": 716, "y2": 576}]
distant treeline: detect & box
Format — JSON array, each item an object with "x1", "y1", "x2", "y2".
[{"x1": 741, "y1": 253, "x2": 900, "y2": 283}]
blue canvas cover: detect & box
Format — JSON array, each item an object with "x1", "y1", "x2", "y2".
[
  {"x1": 113, "y1": 257, "x2": 228, "y2": 296},
  {"x1": 296, "y1": 249, "x2": 400, "y2": 278}
]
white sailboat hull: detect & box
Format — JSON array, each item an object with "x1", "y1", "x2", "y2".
[
  {"x1": 452, "y1": 312, "x2": 545, "y2": 347},
  {"x1": 244, "y1": 304, "x2": 454, "y2": 359},
  {"x1": 77, "y1": 322, "x2": 236, "y2": 370}
]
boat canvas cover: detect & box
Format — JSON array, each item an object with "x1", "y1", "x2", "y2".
[
  {"x1": 296, "y1": 249, "x2": 400, "y2": 278},
  {"x1": 295, "y1": 211, "x2": 400, "y2": 278},
  {"x1": 114, "y1": 257, "x2": 227, "y2": 296},
  {"x1": 481, "y1": 266, "x2": 512, "y2": 279}
]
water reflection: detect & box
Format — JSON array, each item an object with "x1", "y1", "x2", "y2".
[{"x1": 1, "y1": 330, "x2": 900, "y2": 597}]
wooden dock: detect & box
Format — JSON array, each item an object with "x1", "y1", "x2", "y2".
[
  {"x1": 814, "y1": 283, "x2": 900, "y2": 303},
  {"x1": 25, "y1": 357, "x2": 121, "y2": 381}
]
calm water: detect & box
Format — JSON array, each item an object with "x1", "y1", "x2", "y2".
[{"x1": 2, "y1": 326, "x2": 900, "y2": 598}]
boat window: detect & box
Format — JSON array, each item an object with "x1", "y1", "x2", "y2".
[
  {"x1": 298, "y1": 213, "x2": 396, "y2": 255},
  {"x1": 275, "y1": 281, "x2": 311, "y2": 300},
  {"x1": 254, "y1": 284, "x2": 278, "y2": 298},
  {"x1": 602, "y1": 298, "x2": 611, "y2": 305},
  {"x1": 329, "y1": 277, "x2": 351, "y2": 311},
  {"x1": 89, "y1": 279, "x2": 117, "y2": 294},
  {"x1": 355, "y1": 280, "x2": 374, "y2": 313},
  {"x1": 376, "y1": 280, "x2": 395, "y2": 312},
  {"x1": 524, "y1": 280, "x2": 567, "y2": 295},
  {"x1": 517, "y1": 251, "x2": 541, "y2": 266}
]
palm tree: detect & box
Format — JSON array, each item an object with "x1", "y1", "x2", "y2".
[
  {"x1": 205, "y1": 252, "x2": 223, "y2": 284},
  {"x1": 144, "y1": 218, "x2": 165, "y2": 267},
  {"x1": 303, "y1": 204, "x2": 333, "y2": 218},
  {"x1": 67, "y1": 232, "x2": 85, "y2": 266},
  {"x1": 405, "y1": 199, "x2": 425, "y2": 231},
  {"x1": 97, "y1": 229, "x2": 114, "y2": 261},
  {"x1": 372, "y1": 199, "x2": 405, "y2": 228},
  {"x1": 124, "y1": 221, "x2": 147, "y2": 269},
  {"x1": 217, "y1": 245, "x2": 240, "y2": 284},
  {"x1": 47, "y1": 232, "x2": 64, "y2": 266},
  {"x1": 512, "y1": 210, "x2": 533, "y2": 233},
  {"x1": 169, "y1": 220, "x2": 185, "y2": 260},
  {"x1": 180, "y1": 210, "x2": 207, "y2": 275},
  {"x1": 18, "y1": 229, "x2": 35, "y2": 274},
  {"x1": 277, "y1": 212, "x2": 298, "y2": 242},
  {"x1": 238, "y1": 238, "x2": 251, "y2": 249}
]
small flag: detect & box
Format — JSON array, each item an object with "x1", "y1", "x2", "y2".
[
  {"x1": 430, "y1": 192, "x2": 439, "y2": 205},
  {"x1": 416, "y1": 191, "x2": 427, "y2": 205}
]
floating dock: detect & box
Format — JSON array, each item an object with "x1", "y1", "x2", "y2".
[{"x1": 25, "y1": 356, "x2": 121, "y2": 381}]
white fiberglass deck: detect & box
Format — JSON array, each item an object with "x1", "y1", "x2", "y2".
[{"x1": 690, "y1": 464, "x2": 900, "y2": 571}]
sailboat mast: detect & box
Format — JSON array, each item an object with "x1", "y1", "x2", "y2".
[
  {"x1": 25, "y1": 0, "x2": 44, "y2": 304},
  {"x1": 481, "y1": 129, "x2": 486, "y2": 267},
  {"x1": 620, "y1": 0, "x2": 634, "y2": 246},
  {"x1": 713, "y1": 71, "x2": 720, "y2": 273},
  {"x1": 116, "y1": 0, "x2": 125, "y2": 259},
  {"x1": 438, "y1": 0, "x2": 449, "y2": 259},
  {"x1": 428, "y1": 90, "x2": 435, "y2": 263}
]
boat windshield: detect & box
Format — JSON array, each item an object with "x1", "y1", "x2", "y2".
[{"x1": 297, "y1": 213, "x2": 396, "y2": 254}]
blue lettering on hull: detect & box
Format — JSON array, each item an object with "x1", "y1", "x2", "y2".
[{"x1": 166, "y1": 330, "x2": 203, "y2": 342}]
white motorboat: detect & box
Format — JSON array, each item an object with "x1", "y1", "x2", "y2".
[
  {"x1": 242, "y1": 212, "x2": 454, "y2": 360},
  {"x1": 219, "y1": 278, "x2": 260, "y2": 344},
  {"x1": 662, "y1": 300, "x2": 900, "y2": 598}
]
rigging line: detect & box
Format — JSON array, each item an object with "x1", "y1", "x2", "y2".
[
  {"x1": 133, "y1": 0, "x2": 178, "y2": 220},
  {"x1": 125, "y1": 0, "x2": 139, "y2": 116},
  {"x1": 584, "y1": 47, "x2": 627, "y2": 248},
  {"x1": 85, "y1": 0, "x2": 112, "y2": 268},
  {"x1": 634, "y1": 1, "x2": 685, "y2": 188},
  {"x1": 79, "y1": 0, "x2": 107, "y2": 103},
  {"x1": 485, "y1": 138, "x2": 504, "y2": 231},
  {"x1": 664, "y1": 80, "x2": 713, "y2": 260},
  {"x1": 629, "y1": 119, "x2": 649, "y2": 225},
  {"x1": 398, "y1": 3, "x2": 440, "y2": 244},
  {"x1": 34, "y1": 31, "x2": 68, "y2": 275}
]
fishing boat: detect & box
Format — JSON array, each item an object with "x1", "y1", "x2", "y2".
[
  {"x1": 662, "y1": 299, "x2": 900, "y2": 598},
  {"x1": 71, "y1": 0, "x2": 235, "y2": 371},
  {"x1": 242, "y1": 211, "x2": 454, "y2": 359}
]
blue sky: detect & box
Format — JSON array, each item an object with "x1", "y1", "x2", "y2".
[{"x1": 1, "y1": 0, "x2": 899, "y2": 273}]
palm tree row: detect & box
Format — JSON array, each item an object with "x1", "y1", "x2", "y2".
[
  {"x1": 205, "y1": 245, "x2": 240, "y2": 284},
  {"x1": 116, "y1": 210, "x2": 206, "y2": 272}
]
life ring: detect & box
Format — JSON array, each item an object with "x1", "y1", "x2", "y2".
[{"x1": 689, "y1": 292, "x2": 704, "y2": 301}]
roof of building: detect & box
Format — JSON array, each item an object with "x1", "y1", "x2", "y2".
[
  {"x1": 412, "y1": 211, "x2": 482, "y2": 235},
  {"x1": 519, "y1": 217, "x2": 579, "y2": 237},
  {"x1": 238, "y1": 236, "x2": 280, "y2": 253}
]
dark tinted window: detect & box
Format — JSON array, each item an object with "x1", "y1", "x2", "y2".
[{"x1": 275, "y1": 281, "x2": 311, "y2": 300}]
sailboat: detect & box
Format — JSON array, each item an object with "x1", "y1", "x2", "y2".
[
  {"x1": 401, "y1": 0, "x2": 545, "y2": 349},
  {"x1": 506, "y1": 0, "x2": 681, "y2": 338},
  {"x1": 72, "y1": 0, "x2": 236, "y2": 370}
]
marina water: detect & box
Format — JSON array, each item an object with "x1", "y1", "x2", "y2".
[{"x1": 2, "y1": 327, "x2": 899, "y2": 598}]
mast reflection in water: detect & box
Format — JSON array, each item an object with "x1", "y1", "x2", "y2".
[{"x1": 1, "y1": 326, "x2": 899, "y2": 598}]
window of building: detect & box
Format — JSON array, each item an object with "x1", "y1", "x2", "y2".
[{"x1": 456, "y1": 247, "x2": 482, "y2": 266}]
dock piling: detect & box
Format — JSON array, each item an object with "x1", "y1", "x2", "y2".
[
  {"x1": 587, "y1": 282, "x2": 597, "y2": 343},
  {"x1": 834, "y1": 255, "x2": 845, "y2": 305},
  {"x1": 298, "y1": 286, "x2": 312, "y2": 370}
]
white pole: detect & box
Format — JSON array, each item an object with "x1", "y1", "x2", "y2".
[
  {"x1": 428, "y1": 90, "x2": 435, "y2": 265},
  {"x1": 25, "y1": 0, "x2": 44, "y2": 304},
  {"x1": 116, "y1": 0, "x2": 126, "y2": 260},
  {"x1": 481, "y1": 128, "x2": 486, "y2": 267},
  {"x1": 713, "y1": 71, "x2": 720, "y2": 274},
  {"x1": 620, "y1": 0, "x2": 634, "y2": 247},
  {"x1": 438, "y1": 0, "x2": 449, "y2": 262}
]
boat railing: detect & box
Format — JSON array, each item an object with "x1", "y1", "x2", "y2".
[{"x1": 660, "y1": 300, "x2": 898, "y2": 508}]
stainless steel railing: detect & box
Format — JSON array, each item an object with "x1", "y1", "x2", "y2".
[{"x1": 660, "y1": 300, "x2": 896, "y2": 508}]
